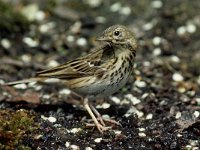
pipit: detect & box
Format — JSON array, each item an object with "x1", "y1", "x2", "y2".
[{"x1": 6, "y1": 25, "x2": 138, "y2": 133}]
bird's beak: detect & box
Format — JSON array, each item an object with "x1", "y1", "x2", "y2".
[{"x1": 96, "y1": 36, "x2": 111, "y2": 42}]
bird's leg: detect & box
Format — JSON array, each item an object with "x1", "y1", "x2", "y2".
[
  {"x1": 83, "y1": 98, "x2": 110, "y2": 133},
  {"x1": 89, "y1": 103, "x2": 121, "y2": 126}
]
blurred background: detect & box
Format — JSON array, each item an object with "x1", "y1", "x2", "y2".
[{"x1": 0, "y1": 0, "x2": 200, "y2": 149}]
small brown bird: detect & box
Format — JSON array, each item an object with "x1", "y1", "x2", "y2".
[{"x1": 6, "y1": 25, "x2": 138, "y2": 133}]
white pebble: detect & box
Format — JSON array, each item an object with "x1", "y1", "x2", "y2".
[
  {"x1": 59, "y1": 89, "x2": 71, "y2": 95},
  {"x1": 143, "y1": 61, "x2": 151, "y2": 67},
  {"x1": 48, "y1": 116, "x2": 57, "y2": 123},
  {"x1": 84, "y1": 0, "x2": 102, "y2": 8},
  {"x1": 146, "y1": 113, "x2": 153, "y2": 120},
  {"x1": 152, "y1": 36, "x2": 162, "y2": 45},
  {"x1": 21, "y1": 4, "x2": 39, "y2": 21},
  {"x1": 175, "y1": 112, "x2": 182, "y2": 119},
  {"x1": 70, "y1": 145, "x2": 79, "y2": 150},
  {"x1": 177, "y1": 26, "x2": 186, "y2": 36},
  {"x1": 76, "y1": 37, "x2": 87, "y2": 47},
  {"x1": 110, "y1": 96, "x2": 121, "y2": 104},
  {"x1": 110, "y1": 2, "x2": 121, "y2": 12},
  {"x1": 21, "y1": 54, "x2": 31, "y2": 63},
  {"x1": 193, "y1": 111, "x2": 200, "y2": 118},
  {"x1": 95, "y1": 16, "x2": 106, "y2": 23},
  {"x1": 151, "y1": 0, "x2": 163, "y2": 8},
  {"x1": 94, "y1": 138, "x2": 102, "y2": 143},
  {"x1": 143, "y1": 22, "x2": 153, "y2": 31},
  {"x1": 138, "y1": 132, "x2": 146, "y2": 137},
  {"x1": 0, "y1": 79, "x2": 5, "y2": 85},
  {"x1": 47, "y1": 60, "x2": 59, "y2": 68},
  {"x1": 141, "y1": 93, "x2": 149, "y2": 99},
  {"x1": 153, "y1": 48, "x2": 161, "y2": 56},
  {"x1": 14, "y1": 83, "x2": 27, "y2": 89},
  {"x1": 65, "y1": 141, "x2": 70, "y2": 147},
  {"x1": 170, "y1": 55, "x2": 180, "y2": 63},
  {"x1": 35, "y1": 10, "x2": 45, "y2": 21},
  {"x1": 125, "y1": 94, "x2": 141, "y2": 105},
  {"x1": 186, "y1": 23, "x2": 196, "y2": 33},
  {"x1": 85, "y1": 147, "x2": 93, "y2": 150},
  {"x1": 177, "y1": 134, "x2": 182, "y2": 137},
  {"x1": 1, "y1": 38, "x2": 11, "y2": 49},
  {"x1": 119, "y1": 6, "x2": 131, "y2": 16},
  {"x1": 172, "y1": 73, "x2": 184, "y2": 82},
  {"x1": 96, "y1": 103, "x2": 110, "y2": 109},
  {"x1": 138, "y1": 128, "x2": 146, "y2": 132},
  {"x1": 44, "y1": 78, "x2": 60, "y2": 83},
  {"x1": 23, "y1": 37, "x2": 39, "y2": 47},
  {"x1": 42, "y1": 94, "x2": 51, "y2": 99},
  {"x1": 134, "y1": 80, "x2": 146, "y2": 88},
  {"x1": 125, "y1": 107, "x2": 144, "y2": 118},
  {"x1": 39, "y1": 22, "x2": 55, "y2": 33},
  {"x1": 70, "y1": 128, "x2": 82, "y2": 133},
  {"x1": 113, "y1": 130, "x2": 122, "y2": 135},
  {"x1": 195, "y1": 98, "x2": 200, "y2": 105}
]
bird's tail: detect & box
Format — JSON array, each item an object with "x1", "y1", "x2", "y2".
[{"x1": 4, "y1": 78, "x2": 43, "y2": 85}]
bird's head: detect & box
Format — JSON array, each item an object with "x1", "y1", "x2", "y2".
[{"x1": 96, "y1": 25, "x2": 137, "y2": 50}]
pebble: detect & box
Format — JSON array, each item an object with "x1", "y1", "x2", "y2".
[
  {"x1": 47, "y1": 60, "x2": 59, "y2": 68},
  {"x1": 125, "y1": 107, "x2": 144, "y2": 118},
  {"x1": 21, "y1": 4, "x2": 39, "y2": 21},
  {"x1": 146, "y1": 113, "x2": 153, "y2": 120},
  {"x1": 21, "y1": 54, "x2": 31, "y2": 63},
  {"x1": 138, "y1": 128, "x2": 146, "y2": 132},
  {"x1": 138, "y1": 132, "x2": 146, "y2": 137},
  {"x1": 143, "y1": 22, "x2": 153, "y2": 31},
  {"x1": 59, "y1": 89, "x2": 71, "y2": 95},
  {"x1": 177, "y1": 134, "x2": 182, "y2": 137},
  {"x1": 151, "y1": 0, "x2": 163, "y2": 8},
  {"x1": 96, "y1": 102, "x2": 110, "y2": 109},
  {"x1": 84, "y1": 0, "x2": 102, "y2": 8},
  {"x1": 110, "y1": 2, "x2": 121, "y2": 12},
  {"x1": 125, "y1": 94, "x2": 141, "y2": 105},
  {"x1": 1, "y1": 39, "x2": 11, "y2": 49},
  {"x1": 42, "y1": 94, "x2": 51, "y2": 99},
  {"x1": 70, "y1": 145, "x2": 80, "y2": 150},
  {"x1": 186, "y1": 23, "x2": 196, "y2": 33},
  {"x1": 113, "y1": 130, "x2": 122, "y2": 135},
  {"x1": 70, "y1": 128, "x2": 82, "y2": 133},
  {"x1": 39, "y1": 22, "x2": 56, "y2": 33},
  {"x1": 94, "y1": 138, "x2": 102, "y2": 143},
  {"x1": 48, "y1": 116, "x2": 57, "y2": 123},
  {"x1": 85, "y1": 147, "x2": 93, "y2": 150},
  {"x1": 110, "y1": 96, "x2": 121, "y2": 104},
  {"x1": 152, "y1": 36, "x2": 162, "y2": 45},
  {"x1": 177, "y1": 26, "x2": 186, "y2": 36},
  {"x1": 170, "y1": 55, "x2": 180, "y2": 63},
  {"x1": 0, "y1": 79, "x2": 5, "y2": 85},
  {"x1": 65, "y1": 141, "x2": 70, "y2": 147},
  {"x1": 76, "y1": 37, "x2": 87, "y2": 47},
  {"x1": 193, "y1": 111, "x2": 200, "y2": 118},
  {"x1": 172, "y1": 73, "x2": 184, "y2": 82},
  {"x1": 175, "y1": 112, "x2": 182, "y2": 119},
  {"x1": 14, "y1": 83, "x2": 27, "y2": 89},
  {"x1": 66, "y1": 35, "x2": 75, "y2": 43},
  {"x1": 44, "y1": 78, "x2": 61, "y2": 83},
  {"x1": 195, "y1": 98, "x2": 200, "y2": 105},
  {"x1": 95, "y1": 16, "x2": 106, "y2": 23},
  {"x1": 119, "y1": 6, "x2": 131, "y2": 16},
  {"x1": 23, "y1": 37, "x2": 39, "y2": 47},
  {"x1": 153, "y1": 48, "x2": 161, "y2": 56},
  {"x1": 134, "y1": 80, "x2": 146, "y2": 88}
]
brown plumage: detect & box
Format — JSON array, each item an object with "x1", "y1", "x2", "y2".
[{"x1": 6, "y1": 25, "x2": 138, "y2": 133}]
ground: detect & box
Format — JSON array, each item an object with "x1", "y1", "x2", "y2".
[{"x1": 0, "y1": 0, "x2": 200, "y2": 149}]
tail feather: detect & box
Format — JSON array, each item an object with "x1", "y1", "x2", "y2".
[{"x1": 4, "y1": 78, "x2": 42, "y2": 85}]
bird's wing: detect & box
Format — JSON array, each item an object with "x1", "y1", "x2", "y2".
[{"x1": 36, "y1": 44, "x2": 114, "y2": 80}]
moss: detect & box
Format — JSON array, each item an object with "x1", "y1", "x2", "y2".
[{"x1": 0, "y1": 109, "x2": 38, "y2": 150}]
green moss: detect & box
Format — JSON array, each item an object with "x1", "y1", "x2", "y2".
[{"x1": 0, "y1": 109, "x2": 38, "y2": 150}]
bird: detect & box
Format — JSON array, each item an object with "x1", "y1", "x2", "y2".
[{"x1": 5, "y1": 25, "x2": 138, "y2": 133}]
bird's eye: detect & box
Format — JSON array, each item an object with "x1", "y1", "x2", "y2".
[{"x1": 114, "y1": 31, "x2": 120, "y2": 36}]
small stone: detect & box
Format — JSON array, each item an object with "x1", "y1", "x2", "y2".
[
  {"x1": 47, "y1": 60, "x2": 59, "y2": 68},
  {"x1": 85, "y1": 147, "x2": 93, "y2": 150},
  {"x1": 177, "y1": 134, "x2": 182, "y2": 137},
  {"x1": 110, "y1": 96, "x2": 121, "y2": 104},
  {"x1": 95, "y1": 16, "x2": 106, "y2": 23},
  {"x1": 94, "y1": 138, "x2": 102, "y2": 143},
  {"x1": 143, "y1": 22, "x2": 153, "y2": 31},
  {"x1": 134, "y1": 80, "x2": 146, "y2": 88},
  {"x1": 113, "y1": 130, "x2": 122, "y2": 135},
  {"x1": 186, "y1": 23, "x2": 196, "y2": 33},
  {"x1": 172, "y1": 73, "x2": 184, "y2": 82},
  {"x1": 66, "y1": 35, "x2": 75, "y2": 43},
  {"x1": 195, "y1": 98, "x2": 200, "y2": 105},
  {"x1": 48, "y1": 116, "x2": 57, "y2": 123},
  {"x1": 146, "y1": 113, "x2": 153, "y2": 120},
  {"x1": 177, "y1": 26, "x2": 186, "y2": 36},
  {"x1": 65, "y1": 141, "x2": 70, "y2": 147},
  {"x1": 138, "y1": 132, "x2": 146, "y2": 137},
  {"x1": 76, "y1": 37, "x2": 87, "y2": 47},
  {"x1": 96, "y1": 103, "x2": 110, "y2": 109},
  {"x1": 193, "y1": 111, "x2": 200, "y2": 118},
  {"x1": 175, "y1": 112, "x2": 182, "y2": 119},
  {"x1": 39, "y1": 22, "x2": 56, "y2": 33},
  {"x1": 23, "y1": 37, "x2": 39, "y2": 47},
  {"x1": 1, "y1": 39, "x2": 11, "y2": 49},
  {"x1": 35, "y1": 10, "x2": 45, "y2": 21},
  {"x1": 84, "y1": 0, "x2": 102, "y2": 8},
  {"x1": 21, "y1": 4, "x2": 39, "y2": 21},
  {"x1": 59, "y1": 89, "x2": 71, "y2": 95},
  {"x1": 178, "y1": 87, "x2": 186, "y2": 93},
  {"x1": 110, "y1": 2, "x2": 121, "y2": 12},
  {"x1": 70, "y1": 145, "x2": 79, "y2": 150},
  {"x1": 153, "y1": 48, "x2": 161, "y2": 56},
  {"x1": 44, "y1": 78, "x2": 61, "y2": 83},
  {"x1": 14, "y1": 83, "x2": 27, "y2": 89},
  {"x1": 170, "y1": 55, "x2": 180, "y2": 63},
  {"x1": 152, "y1": 36, "x2": 162, "y2": 45},
  {"x1": 70, "y1": 128, "x2": 82, "y2": 133},
  {"x1": 0, "y1": 79, "x2": 5, "y2": 85},
  {"x1": 42, "y1": 94, "x2": 51, "y2": 99},
  {"x1": 21, "y1": 54, "x2": 31, "y2": 63},
  {"x1": 141, "y1": 93, "x2": 149, "y2": 99},
  {"x1": 151, "y1": 0, "x2": 163, "y2": 8},
  {"x1": 138, "y1": 128, "x2": 146, "y2": 132},
  {"x1": 119, "y1": 6, "x2": 131, "y2": 16},
  {"x1": 125, "y1": 94, "x2": 141, "y2": 105}
]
